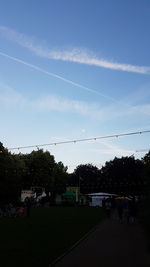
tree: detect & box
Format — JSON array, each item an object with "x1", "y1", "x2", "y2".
[
  {"x1": 22, "y1": 149, "x2": 56, "y2": 188},
  {"x1": 0, "y1": 143, "x2": 69, "y2": 204},
  {"x1": 142, "y1": 151, "x2": 150, "y2": 165},
  {"x1": 46, "y1": 161, "x2": 69, "y2": 204},
  {"x1": 0, "y1": 143, "x2": 23, "y2": 203},
  {"x1": 73, "y1": 164, "x2": 101, "y2": 194},
  {"x1": 101, "y1": 156, "x2": 144, "y2": 195},
  {"x1": 142, "y1": 151, "x2": 150, "y2": 193},
  {"x1": 21, "y1": 149, "x2": 69, "y2": 203}
]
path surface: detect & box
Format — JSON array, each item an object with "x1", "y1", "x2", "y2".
[{"x1": 51, "y1": 215, "x2": 150, "y2": 267}]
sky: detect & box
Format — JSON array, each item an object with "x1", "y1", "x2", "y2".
[{"x1": 0, "y1": 0, "x2": 150, "y2": 172}]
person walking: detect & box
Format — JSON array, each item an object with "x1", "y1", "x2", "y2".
[
  {"x1": 128, "y1": 197, "x2": 137, "y2": 224},
  {"x1": 117, "y1": 200, "x2": 124, "y2": 223},
  {"x1": 105, "y1": 198, "x2": 112, "y2": 219},
  {"x1": 25, "y1": 197, "x2": 32, "y2": 217}
]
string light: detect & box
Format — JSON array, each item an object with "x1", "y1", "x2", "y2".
[{"x1": 7, "y1": 130, "x2": 150, "y2": 151}]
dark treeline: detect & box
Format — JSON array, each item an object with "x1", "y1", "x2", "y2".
[
  {"x1": 0, "y1": 142, "x2": 150, "y2": 203},
  {"x1": 74, "y1": 157, "x2": 147, "y2": 195},
  {"x1": 0, "y1": 142, "x2": 69, "y2": 203}
]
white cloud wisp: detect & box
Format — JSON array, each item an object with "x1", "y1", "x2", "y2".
[
  {"x1": 0, "y1": 85, "x2": 105, "y2": 118},
  {"x1": 0, "y1": 26, "x2": 150, "y2": 74},
  {"x1": 0, "y1": 84, "x2": 150, "y2": 120}
]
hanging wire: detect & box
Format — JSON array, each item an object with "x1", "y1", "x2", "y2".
[{"x1": 7, "y1": 129, "x2": 150, "y2": 151}]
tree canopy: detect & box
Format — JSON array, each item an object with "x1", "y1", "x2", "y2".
[
  {"x1": 100, "y1": 156, "x2": 144, "y2": 195},
  {"x1": 0, "y1": 143, "x2": 68, "y2": 203},
  {"x1": 72, "y1": 164, "x2": 101, "y2": 194},
  {"x1": 71, "y1": 156, "x2": 147, "y2": 195},
  {"x1": 0, "y1": 141, "x2": 149, "y2": 203}
]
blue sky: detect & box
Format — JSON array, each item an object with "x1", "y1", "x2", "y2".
[{"x1": 0, "y1": 0, "x2": 150, "y2": 172}]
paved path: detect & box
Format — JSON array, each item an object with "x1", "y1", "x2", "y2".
[{"x1": 51, "y1": 216, "x2": 150, "y2": 267}]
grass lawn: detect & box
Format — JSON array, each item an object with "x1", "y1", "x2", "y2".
[{"x1": 0, "y1": 206, "x2": 104, "y2": 267}]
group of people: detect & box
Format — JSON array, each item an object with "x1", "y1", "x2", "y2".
[
  {"x1": 0, "y1": 203, "x2": 25, "y2": 217},
  {"x1": 104, "y1": 196, "x2": 138, "y2": 224},
  {"x1": 117, "y1": 197, "x2": 137, "y2": 224},
  {"x1": 0, "y1": 197, "x2": 33, "y2": 218}
]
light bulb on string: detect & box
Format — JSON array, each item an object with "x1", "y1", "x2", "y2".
[{"x1": 7, "y1": 129, "x2": 150, "y2": 151}]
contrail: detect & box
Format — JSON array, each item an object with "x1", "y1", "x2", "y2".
[{"x1": 0, "y1": 51, "x2": 116, "y2": 102}]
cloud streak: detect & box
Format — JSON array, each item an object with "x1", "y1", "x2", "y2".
[
  {"x1": 47, "y1": 49, "x2": 150, "y2": 74},
  {"x1": 0, "y1": 85, "x2": 103, "y2": 118},
  {"x1": 96, "y1": 140, "x2": 135, "y2": 156},
  {"x1": 0, "y1": 25, "x2": 150, "y2": 74},
  {"x1": 0, "y1": 84, "x2": 150, "y2": 120}
]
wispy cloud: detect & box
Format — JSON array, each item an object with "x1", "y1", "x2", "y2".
[
  {"x1": 0, "y1": 84, "x2": 105, "y2": 118},
  {"x1": 0, "y1": 83, "x2": 150, "y2": 120},
  {"x1": 0, "y1": 84, "x2": 148, "y2": 168},
  {"x1": 0, "y1": 25, "x2": 150, "y2": 75},
  {"x1": 0, "y1": 83, "x2": 27, "y2": 108},
  {"x1": 46, "y1": 49, "x2": 150, "y2": 74},
  {"x1": 96, "y1": 140, "x2": 135, "y2": 156},
  {"x1": 33, "y1": 94, "x2": 102, "y2": 117}
]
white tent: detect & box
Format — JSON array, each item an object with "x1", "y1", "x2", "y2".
[
  {"x1": 87, "y1": 192, "x2": 117, "y2": 197},
  {"x1": 87, "y1": 192, "x2": 117, "y2": 207}
]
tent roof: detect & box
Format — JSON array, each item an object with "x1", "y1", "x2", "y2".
[
  {"x1": 87, "y1": 192, "x2": 117, "y2": 196},
  {"x1": 63, "y1": 191, "x2": 76, "y2": 197}
]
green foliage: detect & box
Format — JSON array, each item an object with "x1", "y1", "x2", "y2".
[
  {"x1": 142, "y1": 151, "x2": 150, "y2": 165},
  {"x1": 0, "y1": 140, "x2": 149, "y2": 203},
  {"x1": 0, "y1": 143, "x2": 24, "y2": 203},
  {"x1": 72, "y1": 157, "x2": 146, "y2": 195},
  {"x1": 73, "y1": 164, "x2": 101, "y2": 193},
  {"x1": 142, "y1": 151, "x2": 150, "y2": 194},
  {"x1": 100, "y1": 156, "x2": 145, "y2": 195},
  {"x1": 22, "y1": 149, "x2": 55, "y2": 187},
  {"x1": 0, "y1": 143, "x2": 68, "y2": 203}
]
